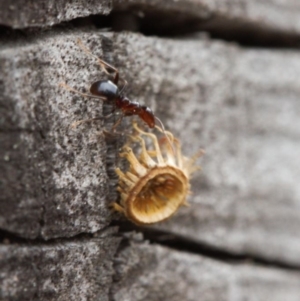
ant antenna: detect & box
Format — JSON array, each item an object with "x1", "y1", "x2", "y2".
[
  {"x1": 154, "y1": 116, "x2": 175, "y2": 155},
  {"x1": 59, "y1": 82, "x2": 106, "y2": 100}
]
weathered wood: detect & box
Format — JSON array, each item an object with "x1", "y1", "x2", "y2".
[
  {"x1": 113, "y1": 0, "x2": 300, "y2": 39},
  {"x1": 112, "y1": 238, "x2": 300, "y2": 301},
  {"x1": 1, "y1": 0, "x2": 300, "y2": 41},
  {"x1": 2, "y1": 0, "x2": 300, "y2": 295},
  {"x1": 0, "y1": 0, "x2": 111, "y2": 28},
  {"x1": 3, "y1": 231, "x2": 299, "y2": 301},
  {"x1": 109, "y1": 33, "x2": 300, "y2": 266},
  {"x1": 1, "y1": 30, "x2": 300, "y2": 266},
  {"x1": 0, "y1": 229, "x2": 120, "y2": 301},
  {"x1": 0, "y1": 33, "x2": 116, "y2": 239},
  {"x1": 147, "y1": 39, "x2": 300, "y2": 266}
]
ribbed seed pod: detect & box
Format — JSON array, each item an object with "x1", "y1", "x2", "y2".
[{"x1": 112, "y1": 122, "x2": 204, "y2": 225}]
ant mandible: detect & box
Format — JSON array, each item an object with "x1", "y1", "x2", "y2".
[{"x1": 60, "y1": 39, "x2": 166, "y2": 132}]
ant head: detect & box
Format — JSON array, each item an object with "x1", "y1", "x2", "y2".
[
  {"x1": 139, "y1": 106, "x2": 155, "y2": 128},
  {"x1": 90, "y1": 80, "x2": 119, "y2": 100}
]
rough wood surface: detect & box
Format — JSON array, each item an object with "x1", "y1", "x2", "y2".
[
  {"x1": 0, "y1": 229, "x2": 120, "y2": 301},
  {"x1": 0, "y1": 32, "x2": 119, "y2": 239},
  {"x1": 1, "y1": 28, "x2": 300, "y2": 259},
  {"x1": 113, "y1": 0, "x2": 300, "y2": 34},
  {"x1": 0, "y1": 0, "x2": 111, "y2": 28},
  {"x1": 114, "y1": 0, "x2": 300, "y2": 45},
  {"x1": 148, "y1": 40, "x2": 300, "y2": 266},
  {"x1": 1, "y1": 0, "x2": 300, "y2": 300},
  {"x1": 112, "y1": 237, "x2": 300, "y2": 301},
  {"x1": 1, "y1": 0, "x2": 300, "y2": 39},
  {"x1": 103, "y1": 33, "x2": 300, "y2": 266}
]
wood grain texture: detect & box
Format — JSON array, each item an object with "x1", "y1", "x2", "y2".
[
  {"x1": 115, "y1": 33, "x2": 300, "y2": 266},
  {"x1": 1, "y1": 0, "x2": 300, "y2": 38},
  {"x1": 1, "y1": 25, "x2": 300, "y2": 301},
  {"x1": 113, "y1": 0, "x2": 300, "y2": 37},
  {"x1": 112, "y1": 238, "x2": 300, "y2": 301},
  {"x1": 0, "y1": 229, "x2": 120, "y2": 301},
  {"x1": 1, "y1": 29, "x2": 300, "y2": 264},
  {"x1": 0, "y1": 0, "x2": 111, "y2": 28},
  {"x1": 0, "y1": 32, "x2": 117, "y2": 239}
]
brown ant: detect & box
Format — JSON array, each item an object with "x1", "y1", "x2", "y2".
[{"x1": 60, "y1": 39, "x2": 167, "y2": 132}]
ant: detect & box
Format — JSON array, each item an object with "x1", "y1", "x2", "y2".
[{"x1": 60, "y1": 39, "x2": 167, "y2": 132}]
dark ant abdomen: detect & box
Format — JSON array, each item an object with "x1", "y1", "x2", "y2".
[{"x1": 90, "y1": 80, "x2": 119, "y2": 100}]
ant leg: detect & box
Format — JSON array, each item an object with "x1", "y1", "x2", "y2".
[
  {"x1": 60, "y1": 82, "x2": 106, "y2": 100},
  {"x1": 77, "y1": 39, "x2": 120, "y2": 84},
  {"x1": 112, "y1": 115, "x2": 124, "y2": 131},
  {"x1": 70, "y1": 112, "x2": 116, "y2": 129},
  {"x1": 77, "y1": 39, "x2": 129, "y2": 86},
  {"x1": 119, "y1": 79, "x2": 128, "y2": 94},
  {"x1": 71, "y1": 107, "x2": 124, "y2": 129},
  {"x1": 71, "y1": 117, "x2": 103, "y2": 129}
]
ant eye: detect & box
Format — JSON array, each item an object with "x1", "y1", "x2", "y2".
[{"x1": 112, "y1": 122, "x2": 204, "y2": 225}]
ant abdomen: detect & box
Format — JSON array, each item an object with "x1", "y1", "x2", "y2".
[{"x1": 90, "y1": 80, "x2": 119, "y2": 100}]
